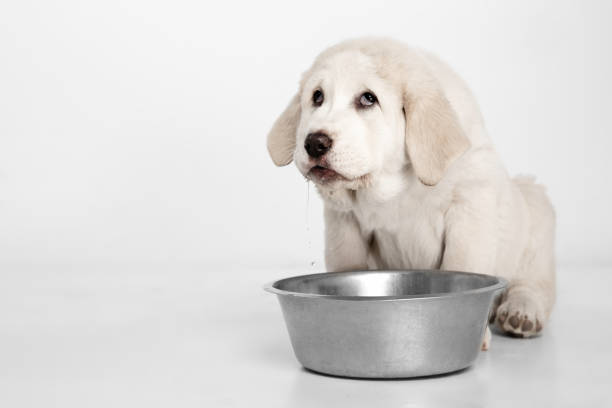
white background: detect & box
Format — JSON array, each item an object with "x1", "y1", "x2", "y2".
[{"x1": 1, "y1": 0, "x2": 611, "y2": 270}]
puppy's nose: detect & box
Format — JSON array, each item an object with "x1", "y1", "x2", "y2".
[{"x1": 304, "y1": 132, "x2": 332, "y2": 158}]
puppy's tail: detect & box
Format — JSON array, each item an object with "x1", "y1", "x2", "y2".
[{"x1": 512, "y1": 174, "x2": 555, "y2": 221}]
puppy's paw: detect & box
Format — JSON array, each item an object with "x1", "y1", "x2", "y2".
[
  {"x1": 481, "y1": 326, "x2": 491, "y2": 351},
  {"x1": 495, "y1": 294, "x2": 544, "y2": 338}
]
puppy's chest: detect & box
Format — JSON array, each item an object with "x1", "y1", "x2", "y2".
[{"x1": 352, "y1": 195, "x2": 446, "y2": 270}]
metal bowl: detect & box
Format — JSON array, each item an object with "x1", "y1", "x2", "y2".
[{"x1": 265, "y1": 269, "x2": 507, "y2": 378}]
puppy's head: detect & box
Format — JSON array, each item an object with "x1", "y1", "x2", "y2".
[{"x1": 267, "y1": 39, "x2": 470, "y2": 190}]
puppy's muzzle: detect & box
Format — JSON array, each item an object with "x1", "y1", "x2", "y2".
[{"x1": 304, "y1": 132, "x2": 332, "y2": 158}]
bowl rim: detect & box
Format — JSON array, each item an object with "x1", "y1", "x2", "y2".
[{"x1": 264, "y1": 269, "x2": 508, "y2": 301}]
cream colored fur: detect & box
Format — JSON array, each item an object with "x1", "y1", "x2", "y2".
[{"x1": 267, "y1": 38, "x2": 555, "y2": 342}]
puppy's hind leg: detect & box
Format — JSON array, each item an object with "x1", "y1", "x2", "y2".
[{"x1": 495, "y1": 177, "x2": 556, "y2": 338}]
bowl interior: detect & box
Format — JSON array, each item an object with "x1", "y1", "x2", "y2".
[{"x1": 272, "y1": 270, "x2": 502, "y2": 298}]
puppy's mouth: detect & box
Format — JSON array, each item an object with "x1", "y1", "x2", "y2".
[{"x1": 307, "y1": 165, "x2": 345, "y2": 183}]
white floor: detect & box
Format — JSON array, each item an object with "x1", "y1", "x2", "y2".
[{"x1": 0, "y1": 264, "x2": 610, "y2": 407}]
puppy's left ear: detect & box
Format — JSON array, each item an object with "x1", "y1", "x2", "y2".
[
  {"x1": 403, "y1": 84, "x2": 470, "y2": 186},
  {"x1": 267, "y1": 94, "x2": 301, "y2": 166}
]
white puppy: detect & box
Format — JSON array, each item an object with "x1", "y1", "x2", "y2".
[{"x1": 267, "y1": 38, "x2": 555, "y2": 345}]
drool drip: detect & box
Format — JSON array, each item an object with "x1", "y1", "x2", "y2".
[{"x1": 306, "y1": 180, "x2": 316, "y2": 269}]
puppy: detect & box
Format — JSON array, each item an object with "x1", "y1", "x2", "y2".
[{"x1": 266, "y1": 38, "x2": 555, "y2": 346}]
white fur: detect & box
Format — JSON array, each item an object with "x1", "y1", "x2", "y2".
[{"x1": 267, "y1": 38, "x2": 555, "y2": 340}]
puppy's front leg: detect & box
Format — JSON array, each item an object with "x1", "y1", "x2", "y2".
[
  {"x1": 441, "y1": 190, "x2": 498, "y2": 349},
  {"x1": 324, "y1": 206, "x2": 369, "y2": 272},
  {"x1": 440, "y1": 195, "x2": 497, "y2": 277}
]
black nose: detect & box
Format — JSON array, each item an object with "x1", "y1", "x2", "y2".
[{"x1": 304, "y1": 132, "x2": 332, "y2": 158}]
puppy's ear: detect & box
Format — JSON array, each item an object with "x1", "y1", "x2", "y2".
[
  {"x1": 403, "y1": 84, "x2": 470, "y2": 186},
  {"x1": 267, "y1": 94, "x2": 301, "y2": 166}
]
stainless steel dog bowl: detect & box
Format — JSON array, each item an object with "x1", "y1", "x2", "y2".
[{"x1": 266, "y1": 270, "x2": 506, "y2": 378}]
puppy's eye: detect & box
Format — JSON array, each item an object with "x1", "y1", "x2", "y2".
[
  {"x1": 312, "y1": 90, "x2": 324, "y2": 107},
  {"x1": 359, "y1": 92, "x2": 377, "y2": 107}
]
